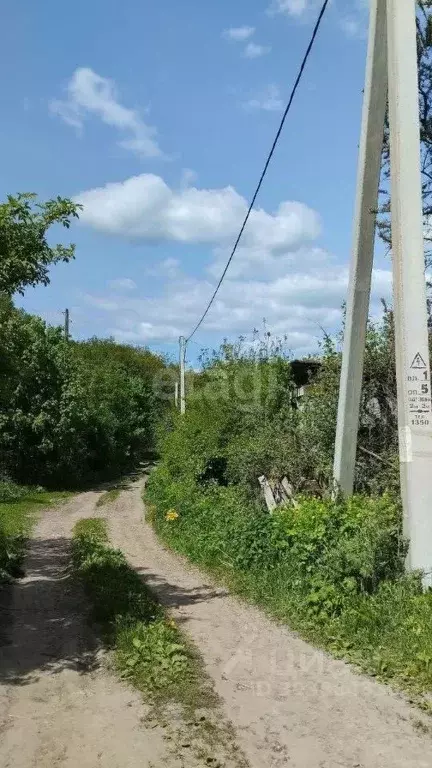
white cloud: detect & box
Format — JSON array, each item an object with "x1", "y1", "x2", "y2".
[
  {"x1": 268, "y1": 0, "x2": 310, "y2": 18},
  {"x1": 223, "y1": 26, "x2": 255, "y2": 41},
  {"x1": 50, "y1": 67, "x2": 163, "y2": 159},
  {"x1": 82, "y1": 266, "x2": 391, "y2": 348},
  {"x1": 75, "y1": 173, "x2": 320, "y2": 251},
  {"x1": 75, "y1": 170, "x2": 393, "y2": 350},
  {"x1": 108, "y1": 277, "x2": 137, "y2": 292},
  {"x1": 243, "y1": 42, "x2": 271, "y2": 59},
  {"x1": 244, "y1": 85, "x2": 284, "y2": 112}
]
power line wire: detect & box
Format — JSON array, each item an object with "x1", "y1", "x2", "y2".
[{"x1": 186, "y1": 0, "x2": 330, "y2": 343}]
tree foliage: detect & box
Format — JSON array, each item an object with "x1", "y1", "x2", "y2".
[
  {"x1": 0, "y1": 302, "x2": 167, "y2": 486},
  {"x1": 0, "y1": 192, "x2": 81, "y2": 296}
]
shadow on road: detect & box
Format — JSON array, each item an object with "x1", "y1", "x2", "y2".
[
  {"x1": 134, "y1": 566, "x2": 229, "y2": 611},
  {"x1": 0, "y1": 534, "x2": 101, "y2": 687}
]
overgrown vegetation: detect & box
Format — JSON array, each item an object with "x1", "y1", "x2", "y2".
[
  {"x1": 0, "y1": 297, "x2": 168, "y2": 489},
  {"x1": 0, "y1": 480, "x2": 69, "y2": 582},
  {"x1": 146, "y1": 321, "x2": 432, "y2": 701}
]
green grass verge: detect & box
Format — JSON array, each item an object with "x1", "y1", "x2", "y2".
[
  {"x1": 0, "y1": 482, "x2": 71, "y2": 582},
  {"x1": 96, "y1": 488, "x2": 121, "y2": 507},
  {"x1": 71, "y1": 517, "x2": 216, "y2": 710},
  {"x1": 145, "y1": 471, "x2": 432, "y2": 709}
]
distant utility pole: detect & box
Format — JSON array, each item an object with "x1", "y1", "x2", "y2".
[
  {"x1": 174, "y1": 381, "x2": 179, "y2": 409},
  {"x1": 179, "y1": 336, "x2": 186, "y2": 415},
  {"x1": 64, "y1": 308, "x2": 70, "y2": 342},
  {"x1": 334, "y1": 0, "x2": 432, "y2": 586}
]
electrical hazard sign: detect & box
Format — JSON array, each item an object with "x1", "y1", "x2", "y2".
[
  {"x1": 407, "y1": 350, "x2": 431, "y2": 427},
  {"x1": 410, "y1": 352, "x2": 427, "y2": 370}
]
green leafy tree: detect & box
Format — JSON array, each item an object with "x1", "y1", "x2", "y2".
[
  {"x1": 0, "y1": 193, "x2": 81, "y2": 296},
  {"x1": 0, "y1": 302, "x2": 168, "y2": 486}
]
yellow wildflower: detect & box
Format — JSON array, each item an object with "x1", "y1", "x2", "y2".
[{"x1": 166, "y1": 509, "x2": 179, "y2": 521}]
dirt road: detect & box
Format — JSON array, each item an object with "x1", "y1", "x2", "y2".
[
  {"x1": 1, "y1": 480, "x2": 432, "y2": 768},
  {"x1": 0, "y1": 491, "x2": 182, "y2": 768}
]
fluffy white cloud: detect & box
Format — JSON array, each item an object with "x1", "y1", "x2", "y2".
[
  {"x1": 243, "y1": 85, "x2": 284, "y2": 112},
  {"x1": 82, "y1": 266, "x2": 391, "y2": 350},
  {"x1": 50, "y1": 67, "x2": 163, "y2": 159},
  {"x1": 243, "y1": 42, "x2": 271, "y2": 59},
  {"x1": 75, "y1": 172, "x2": 391, "y2": 350},
  {"x1": 269, "y1": 0, "x2": 310, "y2": 17},
  {"x1": 223, "y1": 26, "x2": 255, "y2": 41},
  {"x1": 75, "y1": 173, "x2": 320, "y2": 253}
]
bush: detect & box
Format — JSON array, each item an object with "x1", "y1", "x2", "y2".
[
  {"x1": 0, "y1": 480, "x2": 29, "y2": 503},
  {"x1": 0, "y1": 302, "x2": 168, "y2": 486}
]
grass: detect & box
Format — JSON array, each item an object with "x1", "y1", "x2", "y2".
[
  {"x1": 96, "y1": 488, "x2": 121, "y2": 507},
  {"x1": 145, "y1": 475, "x2": 432, "y2": 711},
  {"x1": 72, "y1": 517, "x2": 249, "y2": 767},
  {"x1": 0, "y1": 481, "x2": 71, "y2": 582}
]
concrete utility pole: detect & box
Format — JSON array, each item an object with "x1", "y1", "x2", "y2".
[
  {"x1": 174, "y1": 381, "x2": 179, "y2": 409},
  {"x1": 387, "y1": 0, "x2": 432, "y2": 584},
  {"x1": 335, "y1": 0, "x2": 432, "y2": 584},
  {"x1": 64, "y1": 308, "x2": 70, "y2": 342},
  {"x1": 179, "y1": 336, "x2": 186, "y2": 415},
  {"x1": 333, "y1": 0, "x2": 388, "y2": 495}
]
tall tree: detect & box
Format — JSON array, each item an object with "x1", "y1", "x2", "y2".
[{"x1": 0, "y1": 193, "x2": 81, "y2": 296}]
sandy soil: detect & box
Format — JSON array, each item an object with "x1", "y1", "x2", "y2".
[
  {"x1": 1, "y1": 478, "x2": 432, "y2": 768},
  {"x1": 105, "y1": 480, "x2": 432, "y2": 768}
]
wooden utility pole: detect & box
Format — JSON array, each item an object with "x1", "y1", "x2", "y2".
[
  {"x1": 64, "y1": 308, "x2": 70, "y2": 342},
  {"x1": 334, "y1": 0, "x2": 432, "y2": 585},
  {"x1": 179, "y1": 336, "x2": 186, "y2": 415}
]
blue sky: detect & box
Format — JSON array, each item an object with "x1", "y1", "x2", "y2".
[{"x1": 1, "y1": 0, "x2": 390, "y2": 362}]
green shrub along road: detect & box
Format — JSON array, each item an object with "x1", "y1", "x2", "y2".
[
  {"x1": 146, "y1": 329, "x2": 432, "y2": 702},
  {"x1": 0, "y1": 300, "x2": 168, "y2": 487}
]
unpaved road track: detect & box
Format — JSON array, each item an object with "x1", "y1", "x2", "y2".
[
  {"x1": 1, "y1": 480, "x2": 432, "y2": 768},
  {"x1": 0, "y1": 491, "x2": 180, "y2": 768}
]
